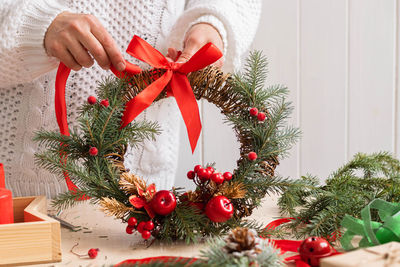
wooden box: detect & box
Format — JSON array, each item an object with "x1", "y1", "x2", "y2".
[{"x1": 0, "y1": 196, "x2": 61, "y2": 266}]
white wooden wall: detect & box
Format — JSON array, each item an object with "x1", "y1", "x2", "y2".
[{"x1": 175, "y1": 0, "x2": 400, "y2": 188}]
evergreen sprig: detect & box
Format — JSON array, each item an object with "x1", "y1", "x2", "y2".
[{"x1": 278, "y1": 152, "x2": 400, "y2": 239}]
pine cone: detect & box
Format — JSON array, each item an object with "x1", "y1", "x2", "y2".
[{"x1": 223, "y1": 227, "x2": 262, "y2": 259}]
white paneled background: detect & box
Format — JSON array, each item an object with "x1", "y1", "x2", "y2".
[{"x1": 175, "y1": 0, "x2": 400, "y2": 188}]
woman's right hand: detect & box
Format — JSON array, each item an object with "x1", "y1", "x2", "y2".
[{"x1": 44, "y1": 11, "x2": 125, "y2": 72}]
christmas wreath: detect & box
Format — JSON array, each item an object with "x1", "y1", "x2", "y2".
[{"x1": 34, "y1": 36, "x2": 299, "y2": 242}]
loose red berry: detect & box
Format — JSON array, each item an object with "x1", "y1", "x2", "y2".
[
  {"x1": 89, "y1": 147, "x2": 98, "y2": 156},
  {"x1": 223, "y1": 172, "x2": 233, "y2": 181},
  {"x1": 126, "y1": 225, "x2": 134, "y2": 234},
  {"x1": 144, "y1": 221, "x2": 154, "y2": 231},
  {"x1": 87, "y1": 95, "x2": 97, "y2": 105},
  {"x1": 88, "y1": 248, "x2": 99, "y2": 259},
  {"x1": 248, "y1": 152, "x2": 258, "y2": 161},
  {"x1": 194, "y1": 164, "x2": 202, "y2": 173},
  {"x1": 141, "y1": 230, "x2": 151, "y2": 240},
  {"x1": 211, "y1": 173, "x2": 224, "y2": 184},
  {"x1": 187, "y1": 170, "x2": 196, "y2": 179},
  {"x1": 257, "y1": 112, "x2": 266, "y2": 121},
  {"x1": 100, "y1": 99, "x2": 109, "y2": 107},
  {"x1": 249, "y1": 107, "x2": 258, "y2": 116},
  {"x1": 127, "y1": 217, "x2": 137, "y2": 227},
  {"x1": 206, "y1": 166, "x2": 215, "y2": 174},
  {"x1": 137, "y1": 221, "x2": 146, "y2": 233}
]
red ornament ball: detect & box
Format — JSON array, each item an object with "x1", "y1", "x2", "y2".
[
  {"x1": 141, "y1": 230, "x2": 151, "y2": 240},
  {"x1": 249, "y1": 107, "x2": 259, "y2": 116},
  {"x1": 194, "y1": 164, "x2": 202, "y2": 173},
  {"x1": 127, "y1": 217, "x2": 137, "y2": 227},
  {"x1": 87, "y1": 95, "x2": 97, "y2": 105},
  {"x1": 88, "y1": 248, "x2": 99, "y2": 259},
  {"x1": 100, "y1": 99, "x2": 109, "y2": 107},
  {"x1": 187, "y1": 170, "x2": 196, "y2": 180},
  {"x1": 89, "y1": 147, "x2": 98, "y2": 156},
  {"x1": 257, "y1": 112, "x2": 266, "y2": 121},
  {"x1": 205, "y1": 196, "x2": 234, "y2": 223},
  {"x1": 136, "y1": 221, "x2": 146, "y2": 233},
  {"x1": 150, "y1": 190, "x2": 177, "y2": 216},
  {"x1": 299, "y1": 236, "x2": 335, "y2": 267},
  {"x1": 126, "y1": 225, "x2": 134, "y2": 235},
  {"x1": 223, "y1": 172, "x2": 233, "y2": 181},
  {"x1": 144, "y1": 221, "x2": 154, "y2": 231},
  {"x1": 211, "y1": 173, "x2": 224, "y2": 185},
  {"x1": 248, "y1": 152, "x2": 257, "y2": 161}
]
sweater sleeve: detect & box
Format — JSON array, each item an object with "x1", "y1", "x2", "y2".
[
  {"x1": 167, "y1": 0, "x2": 261, "y2": 72},
  {"x1": 0, "y1": 0, "x2": 69, "y2": 87}
]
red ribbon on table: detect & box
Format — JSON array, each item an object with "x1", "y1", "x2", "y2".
[
  {"x1": 55, "y1": 35, "x2": 222, "y2": 194},
  {"x1": 115, "y1": 256, "x2": 197, "y2": 266}
]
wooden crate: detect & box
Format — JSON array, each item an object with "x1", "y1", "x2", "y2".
[{"x1": 0, "y1": 196, "x2": 61, "y2": 266}]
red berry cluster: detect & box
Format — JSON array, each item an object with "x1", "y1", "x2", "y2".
[
  {"x1": 125, "y1": 217, "x2": 154, "y2": 240},
  {"x1": 88, "y1": 248, "x2": 99, "y2": 259},
  {"x1": 187, "y1": 165, "x2": 233, "y2": 185},
  {"x1": 87, "y1": 95, "x2": 109, "y2": 107},
  {"x1": 249, "y1": 107, "x2": 266, "y2": 122}
]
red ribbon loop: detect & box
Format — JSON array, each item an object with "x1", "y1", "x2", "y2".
[{"x1": 121, "y1": 35, "x2": 223, "y2": 152}]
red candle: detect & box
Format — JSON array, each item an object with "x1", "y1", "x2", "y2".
[{"x1": 0, "y1": 163, "x2": 14, "y2": 224}]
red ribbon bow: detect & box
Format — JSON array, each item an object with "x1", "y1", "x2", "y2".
[{"x1": 119, "y1": 35, "x2": 223, "y2": 152}]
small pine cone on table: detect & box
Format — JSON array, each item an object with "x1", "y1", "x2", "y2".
[{"x1": 223, "y1": 227, "x2": 262, "y2": 259}]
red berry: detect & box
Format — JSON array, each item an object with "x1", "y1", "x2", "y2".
[
  {"x1": 89, "y1": 147, "x2": 98, "y2": 156},
  {"x1": 144, "y1": 221, "x2": 154, "y2": 231},
  {"x1": 211, "y1": 173, "x2": 224, "y2": 185},
  {"x1": 88, "y1": 248, "x2": 99, "y2": 259},
  {"x1": 249, "y1": 107, "x2": 258, "y2": 116},
  {"x1": 141, "y1": 230, "x2": 151, "y2": 240},
  {"x1": 137, "y1": 221, "x2": 146, "y2": 233},
  {"x1": 100, "y1": 99, "x2": 109, "y2": 107},
  {"x1": 257, "y1": 112, "x2": 266, "y2": 121},
  {"x1": 206, "y1": 166, "x2": 215, "y2": 174},
  {"x1": 187, "y1": 170, "x2": 196, "y2": 179},
  {"x1": 126, "y1": 225, "x2": 134, "y2": 234},
  {"x1": 87, "y1": 95, "x2": 97, "y2": 105},
  {"x1": 197, "y1": 168, "x2": 209, "y2": 181},
  {"x1": 223, "y1": 172, "x2": 233, "y2": 181},
  {"x1": 248, "y1": 152, "x2": 257, "y2": 161},
  {"x1": 194, "y1": 165, "x2": 202, "y2": 173},
  {"x1": 127, "y1": 217, "x2": 137, "y2": 227}
]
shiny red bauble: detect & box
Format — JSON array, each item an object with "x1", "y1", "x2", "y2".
[
  {"x1": 249, "y1": 107, "x2": 259, "y2": 116},
  {"x1": 205, "y1": 196, "x2": 234, "y2": 223},
  {"x1": 150, "y1": 190, "x2": 177, "y2": 216},
  {"x1": 211, "y1": 173, "x2": 224, "y2": 185},
  {"x1": 187, "y1": 170, "x2": 196, "y2": 179},
  {"x1": 88, "y1": 248, "x2": 99, "y2": 259},
  {"x1": 87, "y1": 95, "x2": 97, "y2": 104},
  {"x1": 89, "y1": 147, "x2": 98, "y2": 156},
  {"x1": 257, "y1": 112, "x2": 266, "y2": 121},
  {"x1": 298, "y1": 236, "x2": 335, "y2": 267},
  {"x1": 223, "y1": 172, "x2": 233, "y2": 181},
  {"x1": 100, "y1": 99, "x2": 109, "y2": 107},
  {"x1": 248, "y1": 152, "x2": 257, "y2": 161},
  {"x1": 127, "y1": 217, "x2": 137, "y2": 227}
]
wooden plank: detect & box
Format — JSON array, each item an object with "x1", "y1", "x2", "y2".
[
  {"x1": 348, "y1": 0, "x2": 396, "y2": 157},
  {"x1": 299, "y1": 0, "x2": 347, "y2": 179}
]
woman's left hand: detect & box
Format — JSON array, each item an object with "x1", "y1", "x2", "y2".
[{"x1": 167, "y1": 23, "x2": 224, "y2": 68}]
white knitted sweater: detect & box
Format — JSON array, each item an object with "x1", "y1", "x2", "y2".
[{"x1": 0, "y1": 0, "x2": 261, "y2": 198}]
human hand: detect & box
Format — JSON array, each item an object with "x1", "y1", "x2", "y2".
[
  {"x1": 167, "y1": 23, "x2": 224, "y2": 68},
  {"x1": 44, "y1": 11, "x2": 125, "y2": 72}
]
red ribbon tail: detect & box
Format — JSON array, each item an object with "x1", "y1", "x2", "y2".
[
  {"x1": 170, "y1": 74, "x2": 201, "y2": 153},
  {"x1": 270, "y1": 239, "x2": 303, "y2": 253},
  {"x1": 120, "y1": 71, "x2": 172, "y2": 128}
]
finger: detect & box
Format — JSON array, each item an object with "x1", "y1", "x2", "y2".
[
  {"x1": 59, "y1": 48, "x2": 82, "y2": 71},
  {"x1": 176, "y1": 38, "x2": 201, "y2": 63},
  {"x1": 167, "y1": 48, "x2": 179, "y2": 62},
  {"x1": 213, "y1": 58, "x2": 224, "y2": 69},
  {"x1": 90, "y1": 23, "x2": 125, "y2": 71},
  {"x1": 79, "y1": 32, "x2": 110, "y2": 70},
  {"x1": 67, "y1": 39, "x2": 94, "y2": 68}
]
